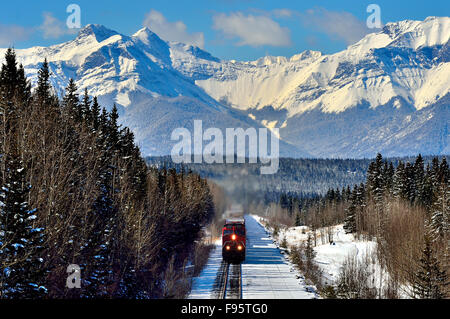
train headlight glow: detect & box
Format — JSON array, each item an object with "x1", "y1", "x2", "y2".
[
  {"x1": 237, "y1": 245, "x2": 243, "y2": 251},
  {"x1": 231, "y1": 234, "x2": 236, "y2": 240},
  {"x1": 226, "y1": 246, "x2": 231, "y2": 250}
]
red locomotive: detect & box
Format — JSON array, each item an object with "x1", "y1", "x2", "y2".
[{"x1": 222, "y1": 218, "x2": 246, "y2": 263}]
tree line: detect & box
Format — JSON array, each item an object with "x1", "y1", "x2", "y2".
[
  {"x1": 342, "y1": 153, "x2": 448, "y2": 298},
  {"x1": 146, "y1": 155, "x2": 371, "y2": 211},
  {"x1": 0, "y1": 49, "x2": 214, "y2": 299},
  {"x1": 265, "y1": 153, "x2": 448, "y2": 298}
]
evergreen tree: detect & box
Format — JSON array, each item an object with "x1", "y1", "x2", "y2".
[
  {"x1": 430, "y1": 158, "x2": 441, "y2": 201},
  {"x1": 81, "y1": 88, "x2": 91, "y2": 123},
  {"x1": 279, "y1": 193, "x2": 289, "y2": 210},
  {"x1": 0, "y1": 154, "x2": 46, "y2": 299},
  {"x1": 414, "y1": 154, "x2": 425, "y2": 203},
  {"x1": 413, "y1": 232, "x2": 448, "y2": 299},
  {"x1": 344, "y1": 186, "x2": 358, "y2": 234},
  {"x1": 430, "y1": 180, "x2": 449, "y2": 240},
  {"x1": 0, "y1": 49, "x2": 31, "y2": 162},
  {"x1": 108, "y1": 104, "x2": 121, "y2": 149},
  {"x1": 84, "y1": 186, "x2": 116, "y2": 298},
  {"x1": 295, "y1": 212, "x2": 302, "y2": 227},
  {"x1": 384, "y1": 162, "x2": 395, "y2": 194},
  {"x1": 0, "y1": 48, "x2": 19, "y2": 102},
  {"x1": 345, "y1": 185, "x2": 351, "y2": 202},
  {"x1": 304, "y1": 233, "x2": 317, "y2": 281},
  {"x1": 62, "y1": 79, "x2": 80, "y2": 122},
  {"x1": 90, "y1": 96, "x2": 101, "y2": 131},
  {"x1": 392, "y1": 161, "x2": 407, "y2": 199},
  {"x1": 35, "y1": 59, "x2": 55, "y2": 109},
  {"x1": 404, "y1": 162, "x2": 416, "y2": 203},
  {"x1": 421, "y1": 164, "x2": 434, "y2": 209},
  {"x1": 367, "y1": 154, "x2": 384, "y2": 200},
  {"x1": 367, "y1": 154, "x2": 385, "y2": 232},
  {"x1": 0, "y1": 50, "x2": 46, "y2": 298},
  {"x1": 36, "y1": 60, "x2": 49, "y2": 94},
  {"x1": 438, "y1": 158, "x2": 449, "y2": 185},
  {"x1": 16, "y1": 64, "x2": 31, "y2": 105}
]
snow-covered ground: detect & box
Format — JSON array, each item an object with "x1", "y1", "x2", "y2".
[
  {"x1": 241, "y1": 215, "x2": 317, "y2": 299},
  {"x1": 272, "y1": 223, "x2": 378, "y2": 285},
  {"x1": 257, "y1": 217, "x2": 408, "y2": 297},
  {"x1": 188, "y1": 215, "x2": 318, "y2": 299},
  {"x1": 188, "y1": 239, "x2": 222, "y2": 299}
]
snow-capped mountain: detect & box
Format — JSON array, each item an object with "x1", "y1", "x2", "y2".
[
  {"x1": 1, "y1": 17, "x2": 449, "y2": 158},
  {"x1": 0, "y1": 24, "x2": 306, "y2": 157},
  {"x1": 192, "y1": 17, "x2": 449, "y2": 114},
  {"x1": 188, "y1": 16, "x2": 449, "y2": 157}
]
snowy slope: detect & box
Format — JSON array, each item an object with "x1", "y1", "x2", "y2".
[
  {"x1": 1, "y1": 17, "x2": 448, "y2": 158},
  {"x1": 0, "y1": 25, "x2": 305, "y2": 157},
  {"x1": 0, "y1": 25, "x2": 225, "y2": 110},
  {"x1": 195, "y1": 17, "x2": 450, "y2": 115},
  {"x1": 191, "y1": 17, "x2": 449, "y2": 157},
  {"x1": 266, "y1": 221, "x2": 406, "y2": 297},
  {"x1": 277, "y1": 224, "x2": 378, "y2": 285}
]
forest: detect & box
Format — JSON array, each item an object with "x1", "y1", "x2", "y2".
[
  {"x1": 0, "y1": 49, "x2": 215, "y2": 299},
  {"x1": 264, "y1": 154, "x2": 449, "y2": 298},
  {"x1": 146, "y1": 156, "x2": 372, "y2": 205}
]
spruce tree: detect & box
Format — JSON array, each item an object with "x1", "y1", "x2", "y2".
[
  {"x1": 0, "y1": 50, "x2": 46, "y2": 299},
  {"x1": 413, "y1": 232, "x2": 448, "y2": 299},
  {"x1": 392, "y1": 161, "x2": 407, "y2": 199},
  {"x1": 90, "y1": 97, "x2": 101, "y2": 131},
  {"x1": 404, "y1": 162, "x2": 416, "y2": 203},
  {"x1": 81, "y1": 88, "x2": 91, "y2": 123},
  {"x1": 438, "y1": 158, "x2": 449, "y2": 185},
  {"x1": 84, "y1": 185, "x2": 116, "y2": 298},
  {"x1": 0, "y1": 153, "x2": 46, "y2": 299},
  {"x1": 421, "y1": 164, "x2": 434, "y2": 209},
  {"x1": 384, "y1": 162, "x2": 395, "y2": 194},
  {"x1": 35, "y1": 59, "x2": 59, "y2": 116},
  {"x1": 430, "y1": 181, "x2": 449, "y2": 240},
  {"x1": 414, "y1": 154, "x2": 425, "y2": 203},
  {"x1": 295, "y1": 212, "x2": 302, "y2": 227},
  {"x1": 0, "y1": 50, "x2": 31, "y2": 160},
  {"x1": 108, "y1": 104, "x2": 121, "y2": 151},
  {"x1": 36, "y1": 60, "x2": 49, "y2": 92},
  {"x1": 367, "y1": 154, "x2": 385, "y2": 231},
  {"x1": 0, "y1": 49, "x2": 19, "y2": 183},
  {"x1": 344, "y1": 186, "x2": 358, "y2": 234},
  {"x1": 16, "y1": 64, "x2": 31, "y2": 105},
  {"x1": 0, "y1": 48, "x2": 19, "y2": 102},
  {"x1": 430, "y1": 158, "x2": 441, "y2": 201},
  {"x1": 62, "y1": 79, "x2": 80, "y2": 122}
]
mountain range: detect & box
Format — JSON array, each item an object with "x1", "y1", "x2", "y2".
[{"x1": 1, "y1": 16, "x2": 449, "y2": 158}]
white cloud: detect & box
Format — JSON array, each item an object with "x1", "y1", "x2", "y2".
[
  {"x1": 300, "y1": 8, "x2": 373, "y2": 45},
  {"x1": 0, "y1": 12, "x2": 79, "y2": 47},
  {"x1": 143, "y1": 10, "x2": 205, "y2": 48},
  {"x1": 39, "y1": 12, "x2": 77, "y2": 39},
  {"x1": 212, "y1": 12, "x2": 291, "y2": 47},
  {"x1": 272, "y1": 9, "x2": 294, "y2": 19},
  {"x1": 0, "y1": 24, "x2": 32, "y2": 46}
]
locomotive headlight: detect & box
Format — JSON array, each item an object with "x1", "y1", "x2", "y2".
[
  {"x1": 226, "y1": 246, "x2": 231, "y2": 250},
  {"x1": 231, "y1": 234, "x2": 237, "y2": 240},
  {"x1": 237, "y1": 245, "x2": 243, "y2": 251}
]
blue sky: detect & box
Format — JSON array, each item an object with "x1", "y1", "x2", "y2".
[{"x1": 0, "y1": 0, "x2": 448, "y2": 60}]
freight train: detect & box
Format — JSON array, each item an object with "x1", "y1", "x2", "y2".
[{"x1": 222, "y1": 218, "x2": 246, "y2": 263}]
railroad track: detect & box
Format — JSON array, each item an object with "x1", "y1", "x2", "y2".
[{"x1": 212, "y1": 261, "x2": 242, "y2": 299}]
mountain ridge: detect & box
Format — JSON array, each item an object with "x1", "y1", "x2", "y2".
[{"x1": 0, "y1": 17, "x2": 448, "y2": 158}]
